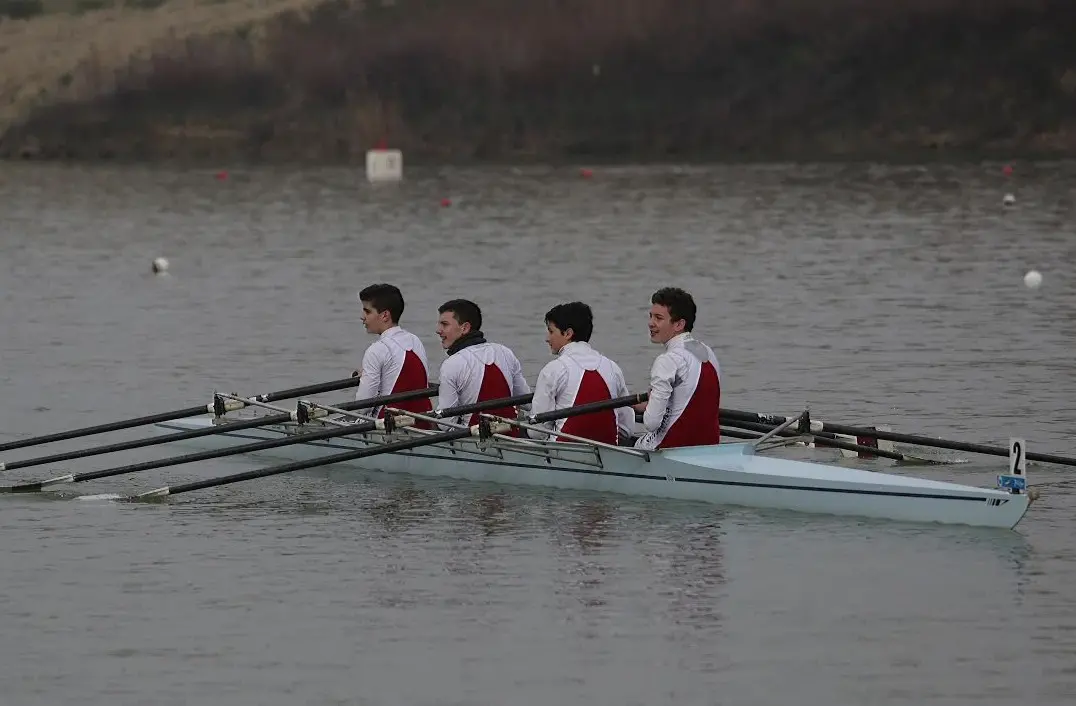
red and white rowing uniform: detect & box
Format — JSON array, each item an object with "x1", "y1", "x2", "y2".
[
  {"x1": 528, "y1": 341, "x2": 634, "y2": 444},
  {"x1": 354, "y1": 326, "x2": 434, "y2": 428},
  {"x1": 437, "y1": 339, "x2": 530, "y2": 431},
  {"x1": 635, "y1": 332, "x2": 720, "y2": 451}
]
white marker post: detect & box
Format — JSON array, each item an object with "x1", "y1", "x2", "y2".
[{"x1": 366, "y1": 148, "x2": 403, "y2": 183}]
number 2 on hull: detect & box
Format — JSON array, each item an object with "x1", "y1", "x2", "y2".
[{"x1": 997, "y1": 437, "x2": 1028, "y2": 493}]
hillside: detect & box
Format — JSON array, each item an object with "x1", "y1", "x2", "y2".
[{"x1": 2, "y1": 0, "x2": 1075, "y2": 162}]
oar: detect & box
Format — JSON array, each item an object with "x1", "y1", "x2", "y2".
[
  {"x1": 720, "y1": 407, "x2": 1076, "y2": 468},
  {"x1": 0, "y1": 375, "x2": 377, "y2": 454},
  {"x1": 630, "y1": 410, "x2": 905, "y2": 458},
  {"x1": 0, "y1": 387, "x2": 438, "y2": 473},
  {"x1": 2, "y1": 392, "x2": 531, "y2": 494},
  {"x1": 127, "y1": 393, "x2": 647, "y2": 499},
  {"x1": 721, "y1": 418, "x2": 922, "y2": 463}
]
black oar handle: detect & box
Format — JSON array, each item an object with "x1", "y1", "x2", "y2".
[
  {"x1": 251, "y1": 376, "x2": 377, "y2": 403},
  {"x1": 431, "y1": 393, "x2": 533, "y2": 418},
  {"x1": 720, "y1": 407, "x2": 1076, "y2": 468},
  {"x1": 529, "y1": 393, "x2": 648, "y2": 423},
  {"x1": 141, "y1": 391, "x2": 649, "y2": 498},
  {"x1": 0, "y1": 375, "x2": 394, "y2": 454}
]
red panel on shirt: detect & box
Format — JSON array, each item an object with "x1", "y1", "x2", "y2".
[
  {"x1": 657, "y1": 361, "x2": 720, "y2": 449},
  {"x1": 559, "y1": 369, "x2": 617, "y2": 444},
  {"x1": 468, "y1": 363, "x2": 520, "y2": 437},
  {"x1": 379, "y1": 349, "x2": 433, "y2": 430}
]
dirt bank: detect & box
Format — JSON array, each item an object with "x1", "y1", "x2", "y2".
[{"x1": 3, "y1": 0, "x2": 1075, "y2": 162}]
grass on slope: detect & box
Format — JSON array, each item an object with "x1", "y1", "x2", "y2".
[{"x1": 0, "y1": 0, "x2": 323, "y2": 135}]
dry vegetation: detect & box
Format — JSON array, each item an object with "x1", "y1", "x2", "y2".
[
  {"x1": 0, "y1": 0, "x2": 324, "y2": 136},
  {"x1": 3, "y1": 0, "x2": 1075, "y2": 161}
]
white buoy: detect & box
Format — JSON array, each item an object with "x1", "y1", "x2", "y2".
[
  {"x1": 1003, "y1": 193, "x2": 1016, "y2": 206},
  {"x1": 151, "y1": 257, "x2": 169, "y2": 274},
  {"x1": 1024, "y1": 270, "x2": 1042, "y2": 289},
  {"x1": 366, "y1": 148, "x2": 403, "y2": 183}
]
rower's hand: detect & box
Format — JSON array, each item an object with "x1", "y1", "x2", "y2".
[
  {"x1": 632, "y1": 401, "x2": 647, "y2": 413},
  {"x1": 351, "y1": 369, "x2": 361, "y2": 378}
]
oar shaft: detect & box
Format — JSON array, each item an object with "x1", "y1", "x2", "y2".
[
  {"x1": 74, "y1": 386, "x2": 474, "y2": 483},
  {"x1": 0, "y1": 375, "x2": 372, "y2": 454},
  {"x1": 1, "y1": 387, "x2": 466, "y2": 493},
  {"x1": 72, "y1": 419, "x2": 381, "y2": 485},
  {"x1": 0, "y1": 405, "x2": 211, "y2": 454},
  {"x1": 721, "y1": 407, "x2": 1076, "y2": 468},
  {"x1": 723, "y1": 418, "x2": 907, "y2": 462},
  {"x1": 723, "y1": 428, "x2": 763, "y2": 440},
  {"x1": 153, "y1": 427, "x2": 478, "y2": 496},
  {"x1": 0, "y1": 386, "x2": 439, "y2": 472},
  {"x1": 140, "y1": 392, "x2": 647, "y2": 498},
  {"x1": 2, "y1": 413, "x2": 288, "y2": 471},
  {"x1": 434, "y1": 393, "x2": 533, "y2": 417},
  {"x1": 530, "y1": 393, "x2": 647, "y2": 423},
  {"x1": 249, "y1": 376, "x2": 367, "y2": 404}
]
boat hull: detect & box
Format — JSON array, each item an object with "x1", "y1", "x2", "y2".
[{"x1": 155, "y1": 418, "x2": 1031, "y2": 529}]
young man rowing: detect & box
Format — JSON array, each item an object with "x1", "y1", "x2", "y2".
[
  {"x1": 633, "y1": 287, "x2": 721, "y2": 450},
  {"x1": 353, "y1": 283, "x2": 435, "y2": 427},
  {"x1": 435, "y1": 299, "x2": 530, "y2": 430},
  {"x1": 529, "y1": 301, "x2": 634, "y2": 444}
]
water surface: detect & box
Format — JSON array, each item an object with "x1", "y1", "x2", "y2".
[{"x1": 1, "y1": 161, "x2": 1074, "y2": 705}]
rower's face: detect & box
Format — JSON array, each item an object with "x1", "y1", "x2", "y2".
[
  {"x1": 361, "y1": 301, "x2": 390, "y2": 334},
  {"x1": 648, "y1": 303, "x2": 684, "y2": 344},
  {"x1": 545, "y1": 322, "x2": 572, "y2": 354},
  {"x1": 436, "y1": 312, "x2": 469, "y2": 350}
]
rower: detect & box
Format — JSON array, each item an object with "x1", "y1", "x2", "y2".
[
  {"x1": 633, "y1": 287, "x2": 720, "y2": 450},
  {"x1": 435, "y1": 299, "x2": 530, "y2": 431},
  {"x1": 353, "y1": 283, "x2": 434, "y2": 428},
  {"x1": 529, "y1": 301, "x2": 634, "y2": 444}
]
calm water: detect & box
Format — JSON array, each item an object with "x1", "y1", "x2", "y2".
[{"x1": 1, "y1": 161, "x2": 1074, "y2": 705}]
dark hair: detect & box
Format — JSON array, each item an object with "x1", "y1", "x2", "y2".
[
  {"x1": 651, "y1": 287, "x2": 696, "y2": 331},
  {"x1": 438, "y1": 299, "x2": 483, "y2": 331},
  {"x1": 544, "y1": 301, "x2": 594, "y2": 342},
  {"x1": 359, "y1": 283, "x2": 405, "y2": 323}
]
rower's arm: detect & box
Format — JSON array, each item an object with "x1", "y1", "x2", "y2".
[
  {"x1": 436, "y1": 358, "x2": 463, "y2": 424},
  {"x1": 527, "y1": 361, "x2": 566, "y2": 439},
  {"x1": 353, "y1": 343, "x2": 385, "y2": 409},
  {"x1": 611, "y1": 365, "x2": 636, "y2": 439},
  {"x1": 642, "y1": 354, "x2": 677, "y2": 432},
  {"x1": 509, "y1": 355, "x2": 532, "y2": 407}
]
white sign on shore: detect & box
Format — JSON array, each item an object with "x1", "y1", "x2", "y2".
[{"x1": 366, "y1": 149, "x2": 403, "y2": 182}]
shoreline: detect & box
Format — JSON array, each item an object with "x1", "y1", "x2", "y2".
[
  {"x1": 2, "y1": 146, "x2": 1069, "y2": 168},
  {"x1": 3, "y1": 0, "x2": 1075, "y2": 164}
]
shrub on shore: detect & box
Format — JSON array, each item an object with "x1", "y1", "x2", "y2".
[{"x1": 3, "y1": 0, "x2": 1074, "y2": 161}]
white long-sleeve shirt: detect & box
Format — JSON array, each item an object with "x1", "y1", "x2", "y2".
[
  {"x1": 528, "y1": 341, "x2": 634, "y2": 440},
  {"x1": 436, "y1": 341, "x2": 530, "y2": 425},
  {"x1": 354, "y1": 326, "x2": 431, "y2": 414},
  {"x1": 635, "y1": 332, "x2": 721, "y2": 450}
]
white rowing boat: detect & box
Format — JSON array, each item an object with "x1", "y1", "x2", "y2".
[{"x1": 154, "y1": 410, "x2": 1034, "y2": 529}]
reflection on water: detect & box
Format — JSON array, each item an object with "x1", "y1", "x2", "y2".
[{"x1": 361, "y1": 482, "x2": 439, "y2": 533}]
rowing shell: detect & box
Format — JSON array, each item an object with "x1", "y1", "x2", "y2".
[{"x1": 154, "y1": 417, "x2": 1033, "y2": 529}]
